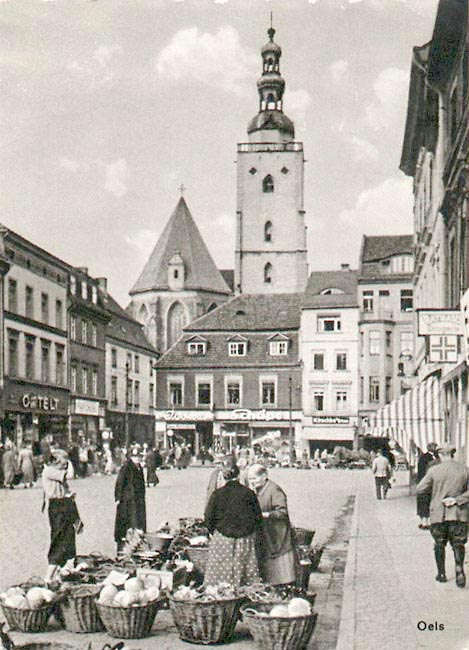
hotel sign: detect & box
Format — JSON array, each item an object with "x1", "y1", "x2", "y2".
[
  {"x1": 417, "y1": 310, "x2": 463, "y2": 336},
  {"x1": 311, "y1": 416, "x2": 350, "y2": 425},
  {"x1": 21, "y1": 394, "x2": 59, "y2": 411}
]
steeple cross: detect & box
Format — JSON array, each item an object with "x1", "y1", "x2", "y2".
[{"x1": 178, "y1": 183, "x2": 186, "y2": 196}]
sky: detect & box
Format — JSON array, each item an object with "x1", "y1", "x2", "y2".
[{"x1": 0, "y1": 0, "x2": 440, "y2": 306}]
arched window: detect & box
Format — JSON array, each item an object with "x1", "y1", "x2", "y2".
[
  {"x1": 267, "y1": 92, "x2": 275, "y2": 104},
  {"x1": 264, "y1": 263, "x2": 273, "y2": 284},
  {"x1": 137, "y1": 303, "x2": 149, "y2": 325},
  {"x1": 174, "y1": 269, "x2": 179, "y2": 279},
  {"x1": 167, "y1": 302, "x2": 187, "y2": 349},
  {"x1": 264, "y1": 221, "x2": 272, "y2": 242},
  {"x1": 263, "y1": 175, "x2": 274, "y2": 193}
]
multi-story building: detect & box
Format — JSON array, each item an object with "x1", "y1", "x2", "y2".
[
  {"x1": 68, "y1": 270, "x2": 110, "y2": 442},
  {"x1": 2, "y1": 230, "x2": 70, "y2": 447},
  {"x1": 358, "y1": 235, "x2": 415, "y2": 425},
  {"x1": 301, "y1": 267, "x2": 359, "y2": 453},
  {"x1": 154, "y1": 294, "x2": 302, "y2": 456},
  {"x1": 102, "y1": 283, "x2": 158, "y2": 446}
]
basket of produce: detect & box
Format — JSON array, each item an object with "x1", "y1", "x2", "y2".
[
  {"x1": 0, "y1": 584, "x2": 58, "y2": 633},
  {"x1": 145, "y1": 532, "x2": 174, "y2": 552},
  {"x1": 240, "y1": 598, "x2": 318, "y2": 650},
  {"x1": 169, "y1": 584, "x2": 243, "y2": 645},
  {"x1": 242, "y1": 584, "x2": 316, "y2": 610},
  {"x1": 58, "y1": 583, "x2": 104, "y2": 633},
  {"x1": 95, "y1": 575, "x2": 163, "y2": 638},
  {"x1": 293, "y1": 527, "x2": 315, "y2": 547}
]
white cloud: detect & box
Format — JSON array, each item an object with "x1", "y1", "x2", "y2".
[
  {"x1": 365, "y1": 67, "x2": 409, "y2": 131},
  {"x1": 339, "y1": 176, "x2": 413, "y2": 236},
  {"x1": 348, "y1": 135, "x2": 379, "y2": 162},
  {"x1": 125, "y1": 228, "x2": 157, "y2": 257},
  {"x1": 59, "y1": 157, "x2": 81, "y2": 172},
  {"x1": 284, "y1": 89, "x2": 311, "y2": 128},
  {"x1": 156, "y1": 26, "x2": 257, "y2": 94},
  {"x1": 329, "y1": 59, "x2": 349, "y2": 83},
  {"x1": 100, "y1": 159, "x2": 129, "y2": 198}
]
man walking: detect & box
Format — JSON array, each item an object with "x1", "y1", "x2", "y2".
[
  {"x1": 372, "y1": 449, "x2": 391, "y2": 500},
  {"x1": 416, "y1": 444, "x2": 469, "y2": 587}
]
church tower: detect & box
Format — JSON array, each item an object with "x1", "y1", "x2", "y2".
[{"x1": 235, "y1": 26, "x2": 308, "y2": 294}]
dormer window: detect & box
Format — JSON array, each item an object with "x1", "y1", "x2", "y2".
[
  {"x1": 263, "y1": 175, "x2": 274, "y2": 193},
  {"x1": 187, "y1": 341, "x2": 207, "y2": 356},
  {"x1": 270, "y1": 341, "x2": 288, "y2": 356},
  {"x1": 229, "y1": 341, "x2": 247, "y2": 356}
]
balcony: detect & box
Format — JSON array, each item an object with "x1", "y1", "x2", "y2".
[
  {"x1": 237, "y1": 142, "x2": 303, "y2": 154},
  {"x1": 359, "y1": 308, "x2": 394, "y2": 322}
]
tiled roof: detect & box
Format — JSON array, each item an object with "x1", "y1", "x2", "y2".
[
  {"x1": 361, "y1": 235, "x2": 414, "y2": 262},
  {"x1": 102, "y1": 292, "x2": 157, "y2": 354},
  {"x1": 302, "y1": 270, "x2": 358, "y2": 309},
  {"x1": 130, "y1": 197, "x2": 231, "y2": 295},
  {"x1": 184, "y1": 293, "x2": 302, "y2": 332}
]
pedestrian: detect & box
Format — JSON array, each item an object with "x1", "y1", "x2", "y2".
[
  {"x1": 114, "y1": 447, "x2": 147, "y2": 553},
  {"x1": 247, "y1": 464, "x2": 298, "y2": 586},
  {"x1": 416, "y1": 442, "x2": 439, "y2": 529},
  {"x1": 40, "y1": 435, "x2": 52, "y2": 464},
  {"x1": 416, "y1": 443, "x2": 469, "y2": 587},
  {"x1": 2, "y1": 443, "x2": 17, "y2": 490},
  {"x1": 42, "y1": 450, "x2": 83, "y2": 585},
  {"x1": 372, "y1": 449, "x2": 391, "y2": 500},
  {"x1": 68, "y1": 443, "x2": 80, "y2": 477},
  {"x1": 103, "y1": 443, "x2": 114, "y2": 475},
  {"x1": 145, "y1": 447, "x2": 159, "y2": 487},
  {"x1": 18, "y1": 442, "x2": 35, "y2": 488},
  {"x1": 174, "y1": 443, "x2": 183, "y2": 470},
  {"x1": 206, "y1": 455, "x2": 237, "y2": 506},
  {"x1": 204, "y1": 461, "x2": 262, "y2": 587},
  {"x1": 154, "y1": 446, "x2": 163, "y2": 469}
]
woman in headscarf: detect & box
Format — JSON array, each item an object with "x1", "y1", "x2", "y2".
[
  {"x1": 247, "y1": 463, "x2": 298, "y2": 586},
  {"x1": 114, "y1": 447, "x2": 146, "y2": 552},
  {"x1": 204, "y1": 461, "x2": 263, "y2": 587}
]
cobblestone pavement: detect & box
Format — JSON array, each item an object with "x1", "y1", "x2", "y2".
[{"x1": 0, "y1": 466, "x2": 359, "y2": 649}]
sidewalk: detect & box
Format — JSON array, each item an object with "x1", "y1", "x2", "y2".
[{"x1": 337, "y1": 470, "x2": 469, "y2": 650}]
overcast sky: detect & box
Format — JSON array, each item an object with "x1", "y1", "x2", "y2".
[{"x1": 1, "y1": 0, "x2": 439, "y2": 306}]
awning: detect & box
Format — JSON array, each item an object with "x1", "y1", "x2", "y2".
[{"x1": 367, "y1": 374, "x2": 444, "y2": 460}]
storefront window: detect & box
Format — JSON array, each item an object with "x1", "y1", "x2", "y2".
[
  {"x1": 41, "y1": 341, "x2": 50, "y2": 382},
  {"x1": 25, "y1": 336, "x2": 35, "y2": 380},
  {"x1": 8, "y1": 332, "x2": 19, "y2": 377}
]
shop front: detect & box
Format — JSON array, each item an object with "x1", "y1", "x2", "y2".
[
  {"x1": 215, "y1": 409, "x2": 303, "y2": 453},
  {"x1": 302, "y1": 414, "x2": 358, "y2": 453},
  {"x1": 70, "y1": 398, "x2": 106, "y2": 444},
  {"x1": 3, "y1": 379, "x2": 70, "y2": 448},
  {"x1": 154, "y1": 410, "x2": 214, "y2": 454}
]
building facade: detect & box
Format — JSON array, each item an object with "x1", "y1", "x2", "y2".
[
  {"x1": 235, "y1": 27, "x2": 308, "y2": 295},
  {"x1": 301, "y1": 268, "x2": 359, "y2": 452}
]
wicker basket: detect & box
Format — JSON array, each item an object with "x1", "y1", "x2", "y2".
[
  {"x1": 241, "y1": 603, "x2": 318, "y2": 650},
  {"x1": 169, "y1": 596, "x2": 242, "y2": 645},
  {"x1": 293, "y1": 527, "x2": 315, "y2": 547},
  {"x1": 16, "y1": 644, "x2": 77, "y2": 650},
  {"x1": 59, "y1": 585, "x2": 103, "y2": 633},
  {"x1": 95, "y1": 598, "x2": 161, "y2": 638},
  {"x1": 187, "y1": 546, "x2": 209, "y2": 574},
  {"x1": 0, "y1": 602, "x2": 53, "y2": 633}
]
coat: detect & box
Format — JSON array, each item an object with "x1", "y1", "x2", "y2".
[
  {"x1": 416, "y1": 459, "x2": 469, "y2": 524},
  {"x1": 18, "y1": 447, "x2": 34, "y2": 483},
  {"x1": 256, "y1": 479, "x2": 295, "y2": 560},
  {"x1": 2, "y1": 449, "x2": 17, "y2": 484},
  {"x1": 114, "y1": 460, "x2": 146, "y2": 543}
]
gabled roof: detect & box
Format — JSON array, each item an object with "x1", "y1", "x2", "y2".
[
  {"x1": 101, "y1": 291, "x2": 157, "y2": 354},
  {"x1": 302, "y1": 270, "x2": 358, "y2": 309},
  {"x1": 130, "y1": 197, "x2": 231, "y2": 296}
]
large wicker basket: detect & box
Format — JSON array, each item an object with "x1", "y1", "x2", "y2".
[
  {"x1": 58, "y1": 584, "x2": 103, "y2": 633},
  {"x1": 293, "y1": 527, "x2": 315, "y2": 547},
  {"x1": 241, "y1": 603, "x2": 318, "y2": 650},
  {"x1": 187, "y1": 546, "x2": 209, "y2": 574},
  {"x1": 0, "y1": 602, "x2": 53, "y2": 633},
  {"x1": 96, "y1": 598, "x2": 162, "y2": 638},
  {"x1": 169, "y1": 596, "x2": 242, "y2": 645}
]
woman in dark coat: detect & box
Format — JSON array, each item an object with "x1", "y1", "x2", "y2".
[
  {"x1": 145, "y1": 448, "x2": 159, "y2": 487},
  {"x1": 416, "y1": 442, "x2": 438, "y2": 529},
  {"x1": 114, "y1": 448, "x2": 146, "y2": 551}
]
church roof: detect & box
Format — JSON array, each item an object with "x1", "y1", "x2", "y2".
[
  {"x1": 247, "y1": 110, "x2": 295, "y2": 139},
  {"x1": 130, "y1": 197, "x2": 231, "y2": 296},
  {"x1": 101, "y1": 292, "x2": 157, "y2": 354}
]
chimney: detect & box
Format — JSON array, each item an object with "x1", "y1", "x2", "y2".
[
  {"x1": 97, "y1": 277, "x2": 108, "y2": 294},
  {"x1": 341, "y1": 263, "x2": 350, "y2": 271}
]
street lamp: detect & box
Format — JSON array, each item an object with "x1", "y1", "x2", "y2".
[
  {"x1": 125, "y1": 360, "x2": 130, "y2": 450},
  {"x1": 288, "y1": 376, "x2": 296, "y2": 465}
]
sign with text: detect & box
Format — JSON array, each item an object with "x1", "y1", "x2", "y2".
[
  {"x1": 21, "y1": 394, "x2": 59, "y2": 412},
  {"x1": 163, "y1": 410, "x2": 214, "y2": 422},
  {"x1": 74, "y1": 399, "x2": 100, "y2": 416},
  {"x1": 417, "y1": 310, "x2": 463, "y2": 336},
  {"x1": 311, "y1": 415, "x2": 350, "y2": 425}
]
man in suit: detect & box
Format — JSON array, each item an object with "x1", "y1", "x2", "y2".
[
  {"x1": 372, "y1": 449, "x2": 391, "y2": 500},
  {"x1": 416, "y1": 444, "x2": 469, "y2": 587}
]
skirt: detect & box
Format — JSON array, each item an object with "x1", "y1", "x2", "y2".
[
  {"x1": 417, "y1": 493, "x2": 431, "y2": 518},
  {"x1": 48, "y1": 498, "x2": 78, "y2": 566},
  {"x1": 204, "y1": 530, "x2": 259, "y2": 587}
]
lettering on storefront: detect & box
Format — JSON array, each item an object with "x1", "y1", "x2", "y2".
[
  {"x1": 311, "y1": 416, "x2": 350, "y2": 425},
  {"x1": 164, "y1": 411, "x2": 214, "y2": 422},
  {"x1": 230, "y1": 409, "x2": 291, "y2": 422},
  {"x1": 418, "y1": 310, "x2": 463, "y2": 336},
  {"x1": 21, "y1": 394, "x2": 59, "y2": 411},
  {"x1": 74, "y1": 399, "x2": 100, "y2": 416}
]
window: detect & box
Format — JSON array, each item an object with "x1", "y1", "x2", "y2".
[
  {"x1": 149, "y1": 383, "x2": 154, "y2": 409},
  {"x1": 228, "y1": 341, "x2": 247, "y2": 356},
  {"x1": 25, "y1": 336, "x2": 35, "y2": 380},
  {"x1": 127, "y1": 379, "x2": 133, "y2": 407},
  {"x1": 8, "y1": 332, "x2": 18, "y2": 377},
  {"x1": 111, "y1": 377, "x2": 118, "y2": 405},
  {"x1": 8, "y1": 279, "x2": 17, "y2": 313},
  {"x1": 70, "y1": 276, "x2": 76, "y2": 295},
  {"x1": 318, "y1": 316, "x2": 341, "y2": 332},
  {"x1": 313, "y1": 353, "x2": 324, "y2": 370},
  {"x1": 91, "y1": 286, "x2": 97, "y2": 304},
  {"x1": 41, "y1": 293, "x2": 49, "y2": 324},
  {"x1": 70, "y1": 315, "x2": 77, "y2": 341},
  {"x1": 81, "y1": 319, "x2": 88, "y2": 344},
  {"x1": 197, "y1": 382, "x2": 212, "y2": 406},
  {"x1": 249, "y1": 167, "x2": 257, "y2": 175},
  {"x1": 264, "y1": 221, "x2": 272, "y2": 242},
  {"x1": 82, "y1": 366, "x2": 88, "y2": 393},
  {"x1": 56, "y1": 345, "x2": 65, "y2": 386},
  {"x1": 398, "y1": 362, "x2": 405, "y2": 377},
  {"x1": 111, "y1": 348, "x2": 117, "y2": 368},
  {"x1": 41, "y1": 341, "x2": 50, "y2": 383},
  {"x1": 400, "y1": 289, "x2": 413, "y2": 312},
  {"x1": 360, "y1": 377, "x2": 364, "y2": 404},
  {"x1": 270, "y1": 341, "x2": 288, "y2": 356},
  {"x1": 187, "y1": 341, "x2": 206, "y2": 355},
  {"x1": 400, "y1": 331, "x2": 414, "y2": 357},
  {"x1": 169, "y1": 382, "x2": 183, "y2": 406},
  {"x1": 360, "y1": 331, "x2": 364, "y2": 356},
  {"x1": 385, "y1": 376, "x2": 392, "y2": 403},
  {"x1": 385, "y1": 331, "x2": 392, "y2": 354},
  {"x1": 227, "y1": 381, "x2": 241, "y2": 406},
  {"x1": 134, "y1": 355, "x2": 140, "y2": 373},
  {"x1": 264, "y1": 263, "x2": 272, "y2": 284},
  {"x1": 92, "y1": 368, "x2": 98, "y2": 396},
  {"x1": 335, "y1": 390, "x2": 347, "y2": 411},
  {"x1": 369, "y1": 377, "x2": 380, "y2": 402},
  {"x1": 262, "y1": 174, "x2": 274, "y2": 193},
  {"x1": 134, "y1": 381, "x2": 140, "y2": 408},
  {"x1": 150, "y1": 359, "x2": 154, "y2": 375},
  {"x1": 313, "y1": 390, "x2": 324, "y2": 411},
  {"x1": 261, "y1": 381, "x2": 276, "y2": 406},
  {"x1": 336, "y1": 353, "x2": 347, "y2": 371},
  {"x1": 390, "y1": 256, "x2": 414, "y2": 274},
  {"x1": 174, "y1": 270, "x2": 179, "y2": 279},
  {"x1": 81, "y1": 281, "x2": 87, "y2": 299},
  {"x1": 369, "y1": 331, "x2": 380, "y2": 355},
  {"x1": 379, "y1": 290, "x2": 390, "y2": 297},
  {"x1": 25, "y1": 286, "x2": 34, "y2": 319},
  {"x1": 54, "y1": 300, "x2": 63, "y2": 330},
  {"x1": 71, "y1": 366, "x2": 77, "y2": 392},
  {"x1": 362, "y1": 290, "x2": 374, "y2": 312},
  {"x1": 126, "y1": 352, "x2": 132, "y2": 370},
  {"x1": 91, "y1": 324, "x2": 97, "y2": 347}
]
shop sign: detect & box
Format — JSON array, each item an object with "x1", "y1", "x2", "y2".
[
  {"x1": 21, "y1": 394, "x2": 59, "y2": 411},
  {"x1": 229, "y1": 409, "x2": 292, "y2": 422},
  {"x1": 418, "y1": 310, "x2": 463, "y2": 336},
  {"x1": 162, "y1": 410, "x2": 214, "y2": 422},
  {"x1": 75, "y1": 399, "x2": 100, "y2": 416},
  {"x1": 311, "y1": 416, "x2": 350, "y2": 425}
]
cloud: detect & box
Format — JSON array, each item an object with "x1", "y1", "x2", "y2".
[
  {"x1": 329, "y1": 59, "x2": 349, "y2": 83},
  {"x1": 59, "y1": 157, "x2": 81, "y2": 172},
  {"x1": 348, "y1": 135, "x2": 379, "y2": 162},
  {"x1": 100, "y1": 159, "x2": 129, "y2": 198},
  {"x1": 125, "y1": 228, "x2": 157, "y2": 257},
  {"x1": 156, "y1": 26, "x2": 257, "y2": 94},
  {"x1": 67, "y1": 45, "x2": 123, "y2": 88},
  {"x1": 284, "y1": 89, "x2": 311, "y2": 128},
  {"x1": 365, "y1": 67, "x2": 409, "y2": 131},
  {"x1": 339, "y1": 176, "x2": 413, "y2": 236}
]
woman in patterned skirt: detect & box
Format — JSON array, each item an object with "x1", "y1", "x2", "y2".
[{"x1": 204, "y1": 462, "x2": 263, "y2": 587}]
